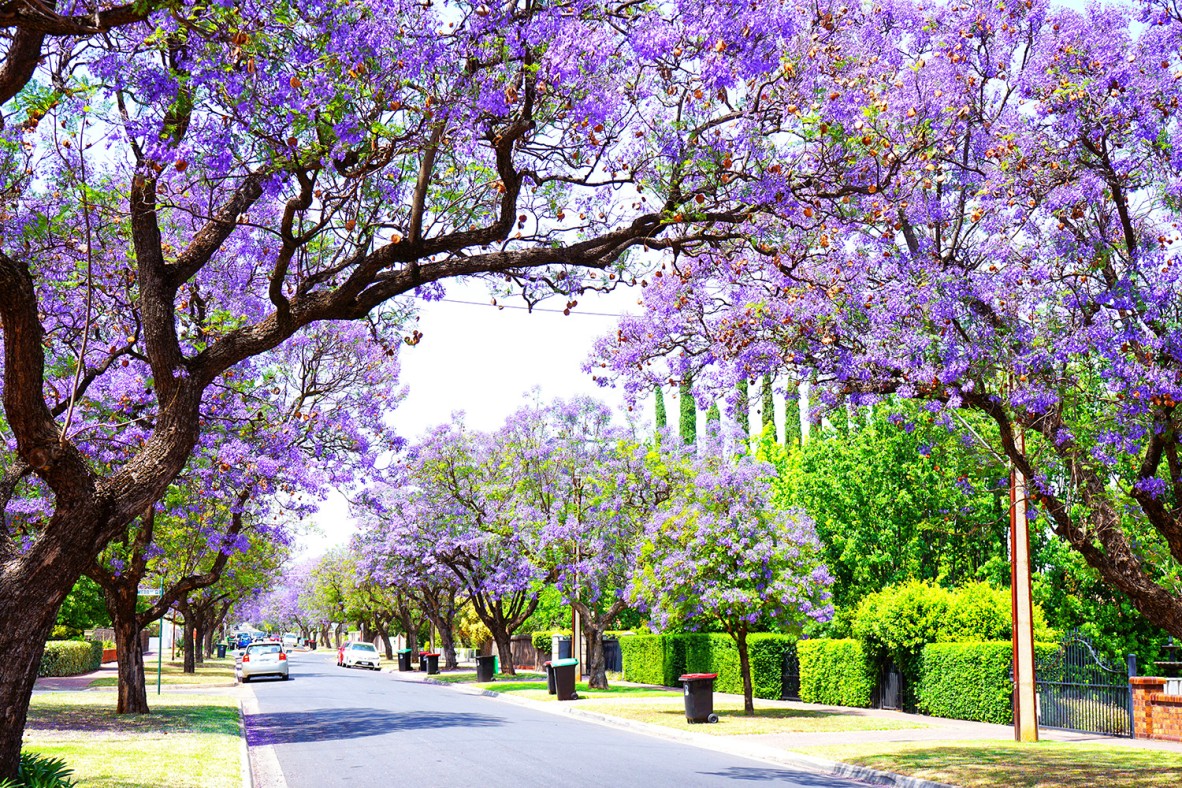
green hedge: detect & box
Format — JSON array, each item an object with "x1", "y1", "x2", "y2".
[
  {"x1": 39, "y1": 640, "x2": 102, "y2": 678},
  {"x1": 531, "y1": 630, "x2": 570, "y2": 652},
  {"x1": 618, "y1": 633, "x2": 795, "y2": 699},
  {"x1": 797, "y1": 639, "x2": 875, "y2": 708},
  {"x1": 917, "y1": 641, "x2": 1057, "y2": 724}
]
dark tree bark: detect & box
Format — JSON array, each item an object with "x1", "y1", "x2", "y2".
[
  {"x1": 573, "y1": 599, "x2": 625, "y2": 690},
  {"x1": 104, "y1": 584, "x2": 150, "y2": 714},
  {"x1": 732, "y1": 625, "x2": 755, "y2": 716},
  {"x1": 177, "y1": 599, "x2": 196, "y2": 674},
  {"x1": 375, "y1": 623, "x2": 394, "y2": 660}
]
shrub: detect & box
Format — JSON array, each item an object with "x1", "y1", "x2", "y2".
[
  {"x1": 531, "y1": 630, "x2": 570, "y2": 653},
  {"x1": 797, "y1": 639, "x2": 875, "y2": 708},
  {"x1": 38, "y1": 641, "x2": 101, "y2": 678},
  {"x1": 11, "y1": 753, "x2": 76, "y2": 787},
  {"x1": 917, "y1": 641, "x2": 1058, "y2": 724},
  {"x1": 619, "y1": 634, "x2": 667, "y2": 685},
  {"x1": 618, "y1": 633, "x2": 796, "y2": 699}
]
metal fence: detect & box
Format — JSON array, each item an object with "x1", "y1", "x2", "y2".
[{"x1": 1036, "y1": 633, "x2": 1134, "y2": 737}]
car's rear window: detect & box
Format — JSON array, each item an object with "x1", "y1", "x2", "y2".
[
  {"x1": 249, "y1": 645, "x2": 281, "y2": 655},
  {"x1": 350, "y1": 644, "x2": 377, "y2": 652}
]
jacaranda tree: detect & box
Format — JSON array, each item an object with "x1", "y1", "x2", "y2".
[
  {"x1": 0, "y1": 0, "x2": 830, "y2": 771},
  {"x1": 595, "y1": 0, "x2": 1182, "y2": 641},
  {"x1": 630, "y1": 426, "x2": 834, "y2": 715}
]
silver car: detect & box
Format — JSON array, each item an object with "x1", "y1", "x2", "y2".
[{"x1": 237, "y1": 642, "x2": 289, "y2": 682}]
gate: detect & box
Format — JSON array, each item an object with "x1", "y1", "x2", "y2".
[
  {"x1": 781, "y1": 650, "x2": 800, "y2": 701},
  {"x1": 873, "y1": 662, "x2": 903, "y2": 710},
  {"x1": 1036, "y1": 632, "x2": 1134, "y2": 737}
]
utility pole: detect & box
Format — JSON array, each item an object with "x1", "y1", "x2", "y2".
[{"x1": 1010, "y1": 429, "x2": 1039, "y2": 742}]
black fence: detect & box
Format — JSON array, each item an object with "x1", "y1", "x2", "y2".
[{"x1": 1036, "y1": 633, "x2": 1134, "y2": 737}]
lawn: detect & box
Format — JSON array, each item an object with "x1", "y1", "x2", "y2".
[
  {"x1": 802, "y1": 740, "x2": 1182, "y2": 788},
  {"x1": 574, "y1": 697, "x2": 928, "y2": 736},
  {"x1": 431, "y1": 673, "x2": 678, "y2": 700},
  {"x1": 89, "y1": 658, "x2": 237, "y2": 688},
  {"x1": 23, "y1": 692, "x2": 242, "y2": 787}
]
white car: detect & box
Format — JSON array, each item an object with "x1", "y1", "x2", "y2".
[
  {"x1": 237, "y1": 642, "x2": 290, "y2": 682},
  {"x1": 341, "y1": 642, "x2": 382, "y2": 671},
  {"x1": 281, "y1": 633, "x2": 300, "y2": 647}
]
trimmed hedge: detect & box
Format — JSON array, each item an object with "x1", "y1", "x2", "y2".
[
  {"x1": 917, "y1": 641, "x2": 1057, "y2": 724},
  {"x1": 797, "y1": 638, "x2": 875, "y2": 708},
  {"x1": 39, "y1": 640, "x2": 102, "y2": 678},
  {"x1": 618, "y1": 633, "x2": 796, "y2": 699}
]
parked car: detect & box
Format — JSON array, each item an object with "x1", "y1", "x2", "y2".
[
  {"x1": 237, "y1": 642, "x2": 289, "y2": 683},
  {"x1": 282, "y1": 633, "x2": 300, "y2": 647},
  {"x1": 341, "y1": 642, "x2": 382, "y2": 670}
]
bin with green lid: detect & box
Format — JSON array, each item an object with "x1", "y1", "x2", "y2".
[
  {"x1": 551, "y1": 658, "x2": 579, "y2": 701},
  {"x1": 397, "y1": 649, "x2": 413, "y2": 672}
]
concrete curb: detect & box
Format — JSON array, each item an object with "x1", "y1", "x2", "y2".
[
  {"x1": 413, "y1": 676, "x2": 955, "y2": 788},
  {"x1": 237, "y1": 697, "x2": 253, "y2": 788},
  {"x1": 240, "y1": 685, "x2": 287, "y2": 788}
]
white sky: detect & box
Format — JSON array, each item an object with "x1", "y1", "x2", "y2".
[{"x1": 297, "y1": 280, "x2": 646, "y2": 556}]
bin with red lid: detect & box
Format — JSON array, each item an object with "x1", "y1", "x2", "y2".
[
  {"x1": 423, "y1": 652, "x2": 441, "y2": 675},
  {"x1": 679, "y1": 673, "x2": 719, "y2": 723}
]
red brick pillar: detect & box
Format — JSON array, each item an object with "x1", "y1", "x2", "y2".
[{"x1": 1131, "y1": 677, "x2": 1166, "y2": 739}]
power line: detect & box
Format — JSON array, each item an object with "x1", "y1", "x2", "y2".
[{"x1": 435, "y1": 297, "x2": 632, "y2": 319}]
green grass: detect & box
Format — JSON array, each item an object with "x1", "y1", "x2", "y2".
[
  {"x1": 431, "y1": 672, "x2": 677, "y2": 700},
  {"x1": 801, "y1": 740, "x2": 1182, "y2": 788},
  {"x1": 89, "y1": 659, "x2": 236, "y2": 688},
  {"x1": 574, "y1": 697, "x2": 928, "y2": 736},
  {"x1": 23, "y1": 692, "x2": 241, "y2": 787}
]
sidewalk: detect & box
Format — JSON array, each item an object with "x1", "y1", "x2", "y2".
[{"x1": 32, "y1": 660, "x2": 118, "y2": 692}]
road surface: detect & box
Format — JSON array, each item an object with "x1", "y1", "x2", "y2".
[{"x1": 244, "y1": 651, "x2": 865, "y2": 787}]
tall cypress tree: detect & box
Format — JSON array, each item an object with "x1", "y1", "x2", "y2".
[
  {"x1": 784, "y1": 380, "x2": 802, "y2": 447},
  {"x1": 706, "y1": 402, "x2": 720, "y2": 423},
  {"x1": 679, "y1": 375, "x2": 696, "y2": 444},
  {"x1": 761, "y1": 374, "x2": 776, "y2": 439},
  {"x1": 654, "y1": 386, "x2": 667, "y2": 430},
  {"x1": 736, "y1": 379, "x2": 750, "y2": 437}
]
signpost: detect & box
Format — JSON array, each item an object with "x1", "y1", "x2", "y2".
[{"x1": 138, "y1": 581, "x2": 164, "y2": 695}]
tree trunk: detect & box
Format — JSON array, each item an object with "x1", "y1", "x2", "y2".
[
  {"x1": 178, "y1": 601, "x2": 196, "y2": 673},
  {"x1": 584, "y1": 625, "x2": 608, "y2": 690},
  {"x1": 203, "y1": 627, "x2": 215, "y2": 659},
  {"x1": 437, "y1": 624, "x2": 457, "y2": 670},
  {"x1": 193, "y1": 614, "x2": 205, "y2": 666},
  {"x1": 736, "y1": 628, "x2": 754, "y2": 716},
  {"x1": 0, "y1": 553, "x2": 86, "y2": 780},
  {"x1": 104, "y1": 582, "x2": 152, "y2": 714},
  {"x1": 375, "y1": 624, "x2": 394, "y2": 660},
  {"x1": 492, "y1": 629, "x2": 515, "y2": 676},
  {"x1": 113, "y1": 604, "x2": 150, "y2": 714}
]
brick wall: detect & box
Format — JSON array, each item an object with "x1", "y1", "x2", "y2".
[{"x1": 1131, "y1": 676, "x2": 1182, "y2": 741}]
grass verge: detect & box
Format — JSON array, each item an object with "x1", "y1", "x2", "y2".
[
  {"x1": 575, "y1": 697, "x2": 928, "y2": 735},
  {"x1": 801, "y1": 740, "x2": 1182, "y2": 788},
  {"x1": 23, "y1": 692, "x2": 241, "y2": 788},
  {"x1": 431, "y1": 673, "x2": 676, "y2": 700},
  {"x1": 89, "y1": 658, "x2": 236, "y2": 688}
]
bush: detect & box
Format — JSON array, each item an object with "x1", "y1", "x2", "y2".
[
  {"x1": 6, "y1": 753, "x2": 77, "y2": 787},
  {"x1": 917, "y1": 641, "x2": 1057, "y2": 724},
  {"x1": 38, "y1": 641, "x2": 102, "y2": 678},
  {"x1": 797, "y1": 639, "x2": 876, "y2": 708},
  {"x1": 618, "y1": 633, "x2": 796, "y2": 699},
  {"x1": 531, "y1": 630, "x2": 570, "y2": 653}
]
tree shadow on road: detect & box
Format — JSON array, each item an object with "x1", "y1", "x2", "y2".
[
  {"x1": 245, "y1": 708, "x2": 504, "y2": 746},
  {"x1": 696, "y1": 766, "x2": 852, "y2": 785}
]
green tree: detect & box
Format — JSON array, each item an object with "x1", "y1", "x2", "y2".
[
  {"x1": 54, "y1": 577, "x2": 110, "y2": 638},
  {"x1": 679, "y1": 377, "x2": 696, "y2": 444},
  {"x1": 763, "y1": 401, "x2": 1009, "y2": 612},
  {"x1": 654, "y1": 387, "x2": 667, "y2": 431}
]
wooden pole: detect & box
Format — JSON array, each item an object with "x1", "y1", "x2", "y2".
[{"x1": 1010, "y1": 430, "x2": 1039, "y2": 742}]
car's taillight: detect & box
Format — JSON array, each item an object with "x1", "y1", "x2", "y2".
[{"x1": 279, "y1": 652, "x2": 287, "y2": 661}]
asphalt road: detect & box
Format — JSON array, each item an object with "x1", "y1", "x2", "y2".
[{"x1": 244, "y1": 651, "x2": 865, "y2": 788}]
